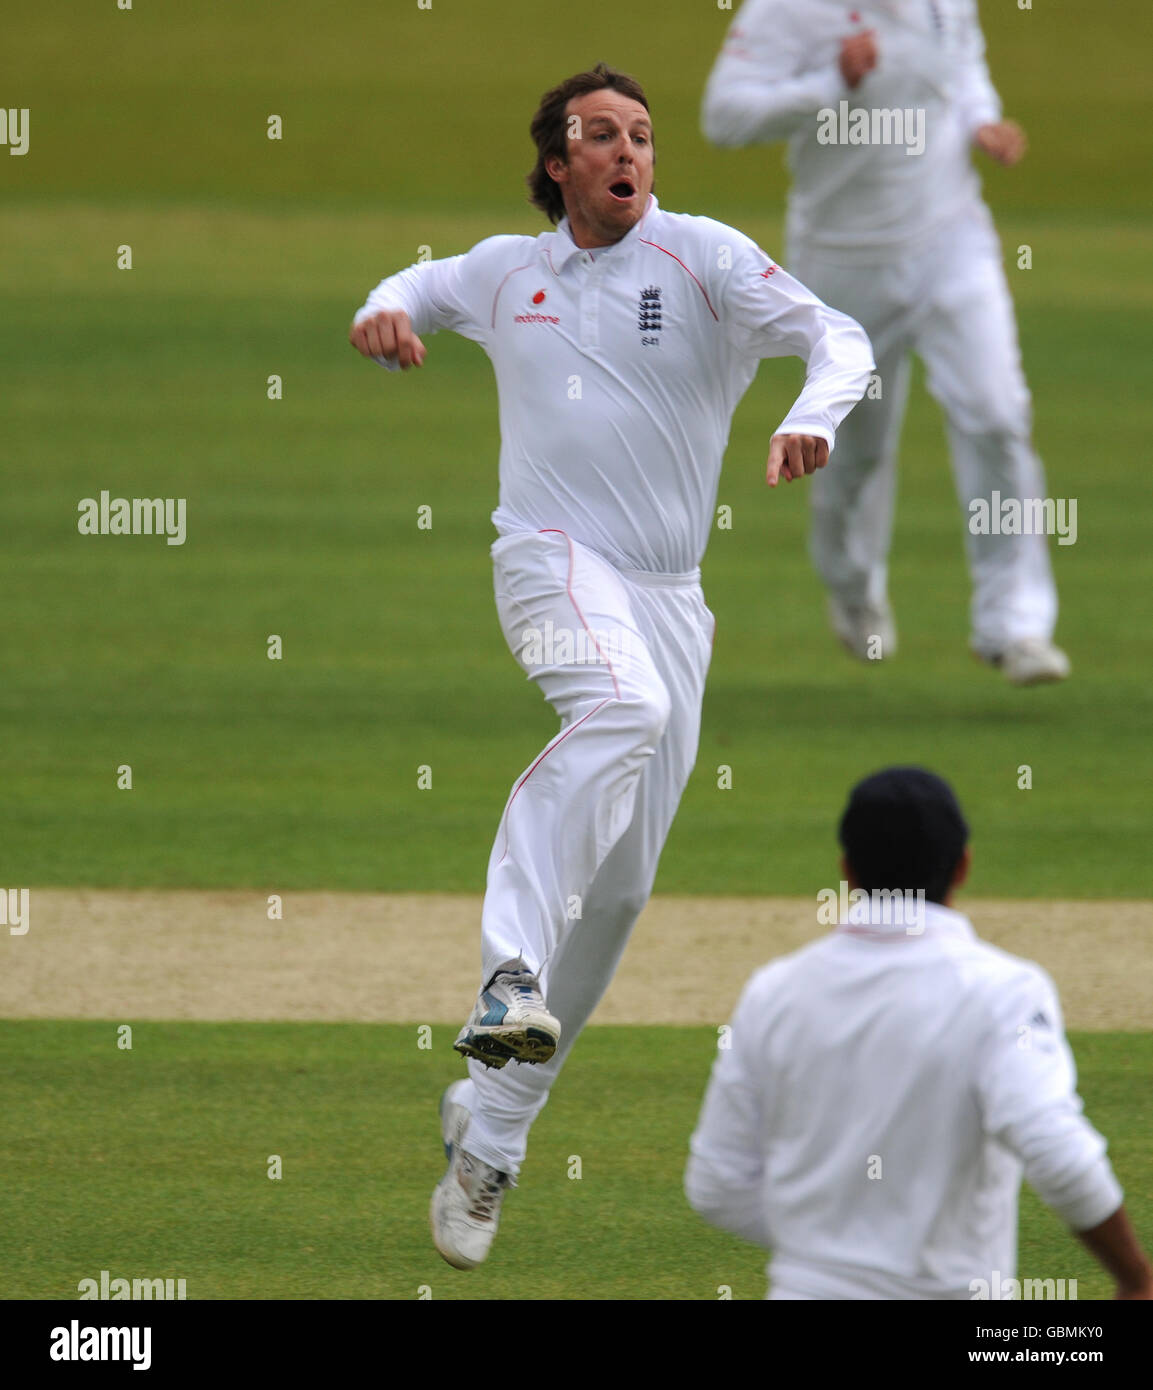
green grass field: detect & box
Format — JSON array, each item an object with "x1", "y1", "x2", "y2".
[
  {"x1": 2, "y1": 2, "x2": 1151, "y2": 895},
  {"x1": 2, "y1": 1022, "x2": 1147, "y2": 1302},
  {"x1": 2, "y1": 1, "x2": 1150, "y2": 1305}
]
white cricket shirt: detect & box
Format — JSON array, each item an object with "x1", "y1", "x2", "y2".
[
  {"x1": 702, "y1": 0, "x2": 1003, "y2": 257},
  {"x1": 354, "y1": 196, "x2": 873, "y2": 574},
  {"x1": 685, "y1": 901, "x2": 1123, "y2": 1299}
]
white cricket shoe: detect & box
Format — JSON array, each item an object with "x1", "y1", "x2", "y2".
[
  {"x1": 453, "y1": 964, "x2": 561, "y2": 1070},
  {"x1": 983, "y1": 637, "x2": 1071, "y2": 686},
  {"x1": 430, "y1": 1080, "x2": 513, "y2": 1270},
  {"x1": 829, "y1": 596, "x2": 897, "y2": 662}
]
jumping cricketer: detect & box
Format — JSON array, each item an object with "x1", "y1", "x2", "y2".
[{"x1": 350, "y1": 64, "x2": 874, "y2": 1270}]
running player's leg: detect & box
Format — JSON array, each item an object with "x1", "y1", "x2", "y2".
[
  {"x1": 809, "y1": 343, "x2": 910, "y2": 650},
  {"x1": 461, "y1": 575, "x2": 714, "y2": 1177},
  {"x1": 916, "y1": 207, "x2": 1058, "y2": 659},
  {"x1": 791, "y1": 246, "x2": 912, "y2": 655}
]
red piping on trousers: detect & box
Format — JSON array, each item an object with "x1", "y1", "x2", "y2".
[
  {"x1": 495, "y1": 527, "x2": 623, "y2": 864},
  {"x1": 496, "y1": 697, "x2": 611, "y2": 865},
  {"x1": 537, "y1": 529, "x2": 622, "y2": 701}
]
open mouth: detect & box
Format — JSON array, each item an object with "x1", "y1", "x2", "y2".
[{"x1": 608, "y1": 179, "x2": 636, "y2": 202}]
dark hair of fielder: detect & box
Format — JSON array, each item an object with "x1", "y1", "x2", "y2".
[
  {"x1": 527, "y1": 63, "x2": 651, "y2": 225},
  {"x1": 838, "y1": 766, "x2": 970, "y2": 907}
]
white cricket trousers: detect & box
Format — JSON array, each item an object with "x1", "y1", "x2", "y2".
[
  {"x1": 459, "y1": 527, "x2": 715, "y2": 1177},
  {"x1": 791, "y1": 203, "x2": 1057, "y2": 656}
]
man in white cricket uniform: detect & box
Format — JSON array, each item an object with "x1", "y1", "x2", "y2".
[
  {"x1": 349, "y1": 64, "x2": 874, "y2": 1269},
  {"x1": 702, "y1": 1, "x2": 1070, "y2": 684},
  {"x1": 686, "y1": 768, "x2": 1152, "y2": 1300}
]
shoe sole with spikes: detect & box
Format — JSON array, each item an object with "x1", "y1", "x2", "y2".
[
  {"x1": 453, "y1": 970, "x2": 560, "y2": 1069},
  {"x1": 453, "y1": 1024, "x2": 558, "y2": 1069}
]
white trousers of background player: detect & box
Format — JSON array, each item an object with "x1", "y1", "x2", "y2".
[
  {"x1": 792, "y1": 204, "x2": 1058, "y2": 657},
  {"x1": 462, "y1": 527, "x2": 714, "y2": 1177}
]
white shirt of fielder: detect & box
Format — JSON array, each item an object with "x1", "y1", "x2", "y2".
[
  {"x1": 702, "y1": 0, "x2": 1002, "y2": 257},
  {"x1": 353, "y1": 194, "x2": 873, "y2": 575},
  {"x1": 686, "y1": 899, "x2": 1123, "y2": 1300}
]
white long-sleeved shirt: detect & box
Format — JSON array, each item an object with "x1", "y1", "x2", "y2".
[
  {"x1": 354, "y1": 195, "x2": 873, "y2": 574},
  {"x1": 685, "y1": 902, "x2": 1123, "y2": 1300},
  {"x1": 702, "y1": 0, "x2": 1002, "y2": 257}
]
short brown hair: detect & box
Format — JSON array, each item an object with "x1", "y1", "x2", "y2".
[{"x1": 527, "y1": 63, "x2": 651, "y2": 225}]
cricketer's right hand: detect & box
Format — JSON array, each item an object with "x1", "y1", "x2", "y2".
[
  {"x1": 839, "y1": 30, "x2": 877, "y2": 89},
  {"x1": 349, "y1": 308, "x2": 427, "y2": 369}
]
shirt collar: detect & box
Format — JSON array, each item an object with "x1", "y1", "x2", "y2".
[
  {"x1": 543, "y1": 194, "x2": 659, "y2": 274},
  {"x1": 835, "y1": 896, "x2": 976, "y2": 942}
]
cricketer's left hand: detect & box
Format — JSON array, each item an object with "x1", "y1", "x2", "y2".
[
  {"x1": 766, "y1": 433, "x2": 830, "y2": 487},
  {"x1": 973, "y1": 120, "x2": 1027, "y2": 167}
]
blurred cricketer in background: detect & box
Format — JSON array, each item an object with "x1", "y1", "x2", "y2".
[
  {"x1": 350, "y1": 64, "x2": 873, "y2": 1270},
  {"x1": 703, "y1": 1, "x2": 1070, "y2": 685},
  {"x1": 686, "y1": 768, "x2": 1152, "y2": 1300}
]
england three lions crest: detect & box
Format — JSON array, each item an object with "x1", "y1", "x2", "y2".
[{"x1": 637, "y1": 285, "x2": 662, "y2": 345}]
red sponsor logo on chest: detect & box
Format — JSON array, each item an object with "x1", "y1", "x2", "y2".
[{"x1": 515, "y1": 289, "x2": 558, "y2": 324}]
